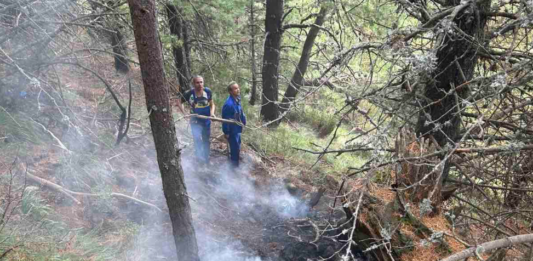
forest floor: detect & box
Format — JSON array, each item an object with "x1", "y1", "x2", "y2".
[
  {"x1": 0, "y1": 124, "x2": 359, "y2": 260},
  {"x1": 0, "y1": 59, "x2": 478, "y2": 261},
  {"x1": 1, "y1": 57, "x2": 360, "y2": 260},
  {"x1": 1, "y1": 126, "x2": 470, "y2": 260}
]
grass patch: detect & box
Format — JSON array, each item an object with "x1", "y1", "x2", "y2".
[
  {"x1": 0, "y1": 227, "x2": 129, "y2": 261},
  {"x1": 0, "y1": 110, "x2": 51, "y2": 145},
  {"x1": 0, "y1": 175, "x2": 138, "y2": 261},
  {"x1": 286, "y1": 107, "x2": 337, "y2": 137},
  {"x1": 245, "y1": 120, "x2": 367, "y2": 176},
  {"x1": 285, "y1": 87, "x2": 346, "y2": 137},
  {"x1": 238, "y1": 87, "x2": 371, "y2": 176},
  {"x1": 54, "y1": 152, "x2": 115, "y2": 192}
]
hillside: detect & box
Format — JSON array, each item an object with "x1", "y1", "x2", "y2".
[
  {"x1": 2, "y1": 0, "x2": 533, "y2": 260},
  {"x1": 0, "y1": 54, "x2": 484, "y2": 261},
  {"x1": 0, "y1": 61, "x2": 354, "y2": 260}
]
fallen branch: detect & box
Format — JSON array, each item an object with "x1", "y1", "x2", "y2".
[
  {"x1": 309, "y1": 219, "x2": 321, "y2": 244},
  {"x1": 175, "y1": 114, "x2": 245, "y2": 126},
  {"x1": 344, "y1": 191, "x2": 365, "y2": 259},
  {"x1": 454, "y1": 144, "x2": 533, "y2": 154},
  {"x1": 246, "y1": 142, "x2": 275, "y2": 164},
  {"x1": 443, "y1": 232, "x2": 471, "y2": 248},
  {"x1": 441, "y1": 234, "x2": 533, "y2": 261},
  {"x1": 26, "y1": 171, "x2": 163, "y2": 212},
  {"x1": 26, "y1": 172, "x2": 80, "y2": 204},
  {"x1": 0, "y1": 245, "x2": 21, "y2": 260},
  {"x1": 32, "y1": 119, "x2": 72, "y2": 153},
  {"x1": 0, "y1": 106, "x2": 21, "y2": 127}
]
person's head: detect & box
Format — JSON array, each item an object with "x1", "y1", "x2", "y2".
[
  {"x1": 191, "y1": 75, "x2": 204, "y2": 91},
  {"x1": 227, "y1": 81, "x2": 240, "y2": 97}
]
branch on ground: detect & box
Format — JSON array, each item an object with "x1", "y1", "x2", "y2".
[{"x1": 441, "y1": 234, "x2": 533, "y2": 261}]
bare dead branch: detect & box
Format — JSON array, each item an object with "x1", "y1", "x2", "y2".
[
  {"x1": 26, "y1": 171, "x2": 164, "y2": 212},
  {"x1": 442, "y1": 234, "x2": 533, "y2": 261}
]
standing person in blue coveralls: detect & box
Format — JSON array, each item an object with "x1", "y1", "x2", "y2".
[
  {"x1": 222, "y1": 82, "x2": 246, "y2": 167},
  {"x1": 176, "y1": 75, "x2": 216, "y2": 165}
]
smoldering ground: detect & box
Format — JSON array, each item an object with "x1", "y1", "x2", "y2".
[
  {"x1": 0, "y1": 1, "x2": 345, "y2": 258},
  {"x1": 124, "y1": 148, "x2": 314, "y2": 261},
  {"x1": 0, "y1": 94, "x2": 354, "y2": 261},
  {"x1": 1, "y1": 114, "x2": 363, "y2": 260}
]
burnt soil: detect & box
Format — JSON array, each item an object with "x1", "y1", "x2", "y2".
[{"x1": 6, "y1": 124, "x2": 367, "y2": 260}]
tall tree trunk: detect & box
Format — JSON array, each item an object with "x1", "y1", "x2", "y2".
[
  {"x1": 127, "y1": 1, "x2": 199, "y2": 260},
  {"x1": 249, "y1": 0, "x2": 258, "y2": 106},
  {"x1": 279, "y1": 5, "x2": 328, "y2": 114},
  {"x1": 183, "y1": 20, "x2": 192, "y2": 78},
  {"x1": 110, "y1": 28, "x2": 130, "y2": 74},
  {"x1": 260, "y1": 0, "x2": 283, "y2": 123},
  {"x1": 166, "y1": 4, "x2": 190, "y2": 94},
  {"x1": 416, "y1": 0, "x2": 491, "y2": 184}
]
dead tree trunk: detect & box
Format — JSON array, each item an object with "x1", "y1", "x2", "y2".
[
  {"x1": 260, "y1": 0, "x2": 283, "y2": 123},
  {"x1": 166, "y1": 4, "x2": 190, "y2": 94},
  {"x1": 279, "y1": 5, "x2": 328, "y2": 115},
  {"x1": 127, "y1": 1, "x2": 199, "y2": 260},
  {"x1": 249, "y1": 0, "x2": 258, "y2": 106},
  {"x1": 415, "y1": 0, "x2": 491, "y2": 185}
]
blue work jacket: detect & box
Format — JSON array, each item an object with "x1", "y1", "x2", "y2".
[
  {"x1": 222, "y1": 95, "x2": 246, "y2": 135},
  {"x1": 183, "y1": 87, "x2": 213, "y2": 123}
]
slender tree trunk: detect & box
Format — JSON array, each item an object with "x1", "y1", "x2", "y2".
[
  {"x1": 183, "y1": 20, "x2": 192, "y2": 77},
  {"x1": 416, "y1": 0, "x2": 491, "y2": 184},
  {"x1": 87, "y1": 1, "x2": 129, "y2": 74},
  {"x1": 260, "y1": 0, "x2": 283, "y2": 123},
  {"x1": 279, "y1": 5, "x2": 328, "y2": 114},
  {"x1": 110, "y1": 28, "x2": 130, "y2": 74},
  {"x1": 166, "y1": 4, "x2": 190, "y2": 94},
  {"x1": 249, "y1": 0, "x2": 258, "y2": 106},
  {"x1": 127, "y1": 1, "x2": 199, "y2": 260}
]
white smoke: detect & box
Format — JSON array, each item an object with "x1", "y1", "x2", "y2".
[{"x1": 127, "y1": 146, "x2": 309, "y2": 261}]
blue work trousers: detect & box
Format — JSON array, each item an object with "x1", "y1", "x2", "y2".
[
  {"x1": 191, "y1": 120, "x2": 211, "y2": 164},
  {"x1": 228, "y1": 133, "x2": 241, "y2": 167}
]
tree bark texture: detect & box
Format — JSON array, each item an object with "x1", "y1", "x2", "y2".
[
  {"x1": 110, "y1": 28, "x2": 130, "y2": 74},
  {"x1": 166, "y1": 4, "x2": 190, "y2": 94},
  {"x1": 261, "y1": 0, "x2": 283, "y2": 122},
  {"x1": 183, "y1": 20, "x2": 192, "y2": 77},
  {"x1": 127, "y1": 1, "x2": 199, "y2": 260},
  {"x1": 416, "y1": 0, "x2": 491, "y2": 182},
  {"x1": 279, "y1": 5, "x2": 328, "y2": 114},
  {"x1": 249, "y1": 0, "x2": 258, "y2": 106}
]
